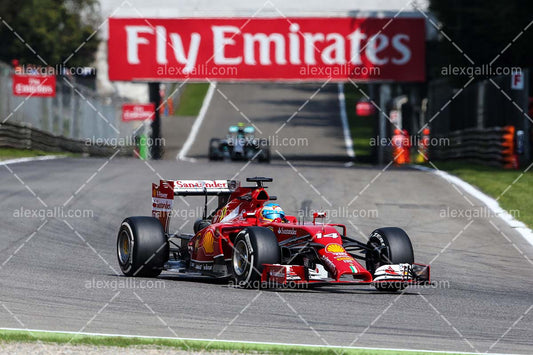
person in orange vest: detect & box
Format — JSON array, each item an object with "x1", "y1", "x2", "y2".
[
  {"x1": 502, "y1": 126, "x2": 518, "y2": 169},
  {"x1": 391, "y1": 129, "x2": 406, "y2": 165},
  {"x1": 402, "y1": 129, "x2": 411, "y2": 164},
  {"x1": 158, "y1": 96, "x2": 174, "y2": 116},
  {"x1": 415, "y1": 128, "x2": 430, "y2": 163}
]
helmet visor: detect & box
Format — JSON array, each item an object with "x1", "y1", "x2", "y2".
[{"x1": 262, "y1": 210, "x2": 285, "y2": 220}]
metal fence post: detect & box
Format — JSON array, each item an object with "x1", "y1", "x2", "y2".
[
  {"x1": 521, "y1": 69, "x2": 530, "y2": 164},
  {"x1": 57, "y1": 82, "x2": 63, "y2": 136},
  {"x1": 69, "y1": 85, "x2": 75, "y2": 138},
  {"x1": 378, "y1": 84, "x2": 391, "y2": 165},
  {"x1": 149, "y1": 82, "x2": 161, "y2": 159},
  {"x1": 476, "y1": 80, "x2": 486, "y2": 129}
]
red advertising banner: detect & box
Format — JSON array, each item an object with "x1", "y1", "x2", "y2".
[
  {"x1": 108, "y1": 17, "x2": 425, "y2": 82},
  {"x1": 122, "y1": 103, "x2": 155, "y2": 121},
  {"x1": 12, "y1": 74, "x2": 56, "y2": 97}
]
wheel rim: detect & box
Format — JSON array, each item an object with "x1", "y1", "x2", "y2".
[
  {"x1": 118, "y1": 230, "x2": 131, "y2": 266},
  {"x1": 233, "y1": 239, "x2": 249, "y2": 276}
]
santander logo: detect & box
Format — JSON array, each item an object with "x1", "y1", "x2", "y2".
[{"x1": 277, "y1": 227, "x2": 297, "y2": 235}]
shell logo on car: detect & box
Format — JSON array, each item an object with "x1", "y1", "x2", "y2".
[{"x1": 325, "y1": 243, "x2": 346, "y2": 254}]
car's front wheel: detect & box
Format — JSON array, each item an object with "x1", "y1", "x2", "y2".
[
  {"x1": 365, "y1": 227, "x2": 414, "y2": 292},
  {"x1": 231, "y1": 227, "x2": 280, "y2": 288}
]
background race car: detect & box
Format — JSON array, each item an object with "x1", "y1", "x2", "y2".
[{"x1": 208, "y1": 123, "x2": 270, "y2": 162}]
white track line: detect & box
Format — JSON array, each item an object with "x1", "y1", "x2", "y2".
[
  {"x1": 177, "y1": 82, "x2": 217, "y2": 162},
  {"x1": 0, "y1": 155, "x2": 64, "y2": 165},
  {"x1": 0, "y1": 327, "x2": 515, "y2": 355},
  {"x1": 413, "y1": 165, "x2": 533, "y2": 246},
  {"x1": 337, "y1": 83, "x2": 355, "y2": 160}
]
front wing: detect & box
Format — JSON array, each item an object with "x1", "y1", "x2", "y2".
[{"x1": 260, "y1": 263, "x2": 431, "y2": 287}]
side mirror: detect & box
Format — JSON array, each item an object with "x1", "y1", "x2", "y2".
[{"x1": 243, "y1": 212, "x2": 256, "y2": 219}]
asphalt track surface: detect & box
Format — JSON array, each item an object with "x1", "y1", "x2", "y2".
[
  {"x1": 1, "y1": 84, "x2": 532, "y2": 354},
  {"x1": 186, "y1": 83, "x2": 348, "y2": 161}
]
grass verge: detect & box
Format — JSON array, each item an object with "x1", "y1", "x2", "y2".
[
  {"x1": 343, "y1": 83, "x2": 376, "y2": 163},
  {"x1": 0, "y1": 148, "x2": 69, "y2": 161},
  {"x1": 429, "y1": 161, "x2": 532, "y2": 227},
  {"x1": 0, "y1": 329, "x2": 470, "y2": 355},
  {"x1": 175, "y1": 83, "x2": 210, "y2": 116}
]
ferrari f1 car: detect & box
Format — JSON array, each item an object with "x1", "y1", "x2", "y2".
[
  {"x1": 208, "y1": 123, "x2": 270, "y2": 162},
  {"x1": 117, "y1": 177, "x2": 430, "y2": 290}
]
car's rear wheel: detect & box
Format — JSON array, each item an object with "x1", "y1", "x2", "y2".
[
  {"x1": 365, "y1": 227, "x2": 414, "y2": 292},
  {"x1": 259, "y1": 145, "x2": 271, "y2": 163},
  {"x1": 117, "y1": 216, "x2": 169, "y2": 277},
  {"x1": 231, "y1": 227, "x2": 280, "y2": 288},
  {"x1": 208, "y1": 138, "x2": 220, "y2": 161}
]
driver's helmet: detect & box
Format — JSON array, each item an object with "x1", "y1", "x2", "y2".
[
  {"x1": 237, "y1": 122, "x2": 245, "y2": 134},
  {"x1": 259, "y1": 203, "x2": 285, "y2": 223}
]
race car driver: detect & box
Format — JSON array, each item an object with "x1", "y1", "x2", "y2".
[{"x1": 258, "y1": 203, "x2": 288, "y2": 223}]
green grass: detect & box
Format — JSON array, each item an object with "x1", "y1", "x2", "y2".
[
  {"x1": 341, "y1": 83, "x2": 532, "y2": 227},
  {"x1": 429, "y1": 161, "x2": 533, "y2": 227},
  {"x1": 175, "y1": 83, "x2": 210, "y2": 116},
  {"x1": 343, "y1": 83, "x2": 376, "y2": 163},
  {"x1": 0, "y1": 329, "x2": 469, "y2": 355},
  {"x1": 0, "y1": 148, "x2": 69, "y2": 161}
]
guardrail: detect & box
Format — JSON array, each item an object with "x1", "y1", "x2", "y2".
[
  {"x1": 430, "y1": 126, "x2": 517, "y2": 168},
  {"x1": 0, "y1": 121, "x2": 134, "y2": 157}
]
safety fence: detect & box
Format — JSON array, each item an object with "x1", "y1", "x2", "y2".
[
  {"x1": 430, "y1": 126, "x2": 517, "y2": 168},
  {"x1": 0, "y1": 121, "x2": 134, "y2": 156},
  {"x1": 0, "y1": 61, "x2": 139, "y2": 156}
]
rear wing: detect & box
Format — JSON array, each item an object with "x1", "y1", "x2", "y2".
[{"x1": 152, "y1": 179, "x2": 239, "y2": 233}]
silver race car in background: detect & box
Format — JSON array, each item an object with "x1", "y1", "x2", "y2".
[{"x1": 208, "y1": 123, "x2": 270, "y2": 162}]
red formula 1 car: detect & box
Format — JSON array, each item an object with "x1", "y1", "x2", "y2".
[{"x1": 117, "y1": 177, "x2": 430, "y2": 291}]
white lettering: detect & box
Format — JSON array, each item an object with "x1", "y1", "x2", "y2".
[
  {"x1": 126, "y1": 26, "x2": 153, "y2": 64},
  {"x1": 366, "y1": 34, "x2": 389, "y2": 65},
  {"x1": 303, "y1": 32, "x2": 324, "y2": 65},
  {"x1": 321, "y1": 33, "x2": 345, "y2": 64},
  {"x1": 156, "y1": 26, "x2": 167, "y2": 64},
  {"x1": 289, "y1": 23, "x2": 301, "y2": 64},
  {"x1": 348, "y1": 29, "x2": 366, "y2": 65},
  {"x1": 243, "y1": 33, "x2": 286, "y2": 65},
  {"x1": 169, "y1": 33, "x2": 201, "y2": 73},
  {"x1": 212, "y1": 26, "x2": 242, "y2": 65},
  {"x1": 391, "y1": 34, "x2": 411, "y2": 65}
]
